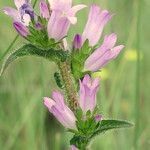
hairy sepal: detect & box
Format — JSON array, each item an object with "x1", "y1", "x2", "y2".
[{"x1": 71, "y1": 40, "x2": 94, "y2": 81}]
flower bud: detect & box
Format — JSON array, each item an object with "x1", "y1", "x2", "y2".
[
  {"x1": 95, "y1": 114, "x2": 103, "y2": 122},
  {"x1": 73, "y1": 34, "x2": 82, "y2": 49},
  {"x1": 79, "y1": 74, "x2": 100, "y2": 113},
  {"x1": 13, "y1": 22, "x2": 29, "y2": 37},
  {"x1": 40, "y1": 0, "x2": 50, "y2": 19}
]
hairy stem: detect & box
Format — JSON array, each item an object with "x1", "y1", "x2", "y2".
[{"x1": 58, "y1": 61, "x2": 79, "y2": 111}]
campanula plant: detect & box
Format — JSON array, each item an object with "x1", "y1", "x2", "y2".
[{"x1": 1, "y1": 0, "x2": 133, "y2": 149}]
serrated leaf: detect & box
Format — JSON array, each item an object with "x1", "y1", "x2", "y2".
[
  {"x1": 90, "y1": 119, "x2": 133, "y2": 139},
  {"x1": 0, "y1": 44, "x2": 69, "y2": 75}
]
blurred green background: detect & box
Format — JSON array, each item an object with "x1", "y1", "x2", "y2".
[{"x1": 0, "y1": 0, "x2": 149, "y2": 150}]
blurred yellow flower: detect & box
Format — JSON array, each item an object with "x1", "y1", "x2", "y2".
[
  {"x1": 124, "y1": 49, "x2": 143, "y2": 61},
  {"x1": 92, "y1": 68, "x2": 110, "y2": 80}
]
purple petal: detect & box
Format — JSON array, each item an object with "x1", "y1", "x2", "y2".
[
  {"x1": 49, "y1": 0, "x2": 72, "y2": 11},
  {"x1": 79, "y1": 75, "x2": 100, "y2": 113},
  {"x1": 43, "y1": 92, "x2": 76, "y2": 129},
  {"x1": 82, "y1": 5, "x2": 112, "y2": 46},
  {"x1": 13, "y1": 22, "x2": 29, "y2": 37},
  {"x1": 3, "y1": 7, "x2": 21, "y2": 22},
  {"x1": 84, "y1": 33, "x2": 117, "y2": 68},
  {"x1": 47, "y1": 10, "x2": 70, "y2": 40},
  {"x1": 79, "y1": 80, "x2": 86, "y2": 112},
  {"x1": 44, "y1": 97, "x2": 56, "y2": 110},
  {"x1": 40, "y1": 0, "x2": 50, "y2": 19},
  {"x1": 69, "y1": 4, "x2": 87, "y2": 16},
  {"x1": 14, "y1": 0, "x2": 27, "y2": 9},
  {"x1": 84, "y1": 45, "x2": 124, "y2": 71},
  {"x1": 52, "y1": 91, "x2": 65, "y2": 109}
]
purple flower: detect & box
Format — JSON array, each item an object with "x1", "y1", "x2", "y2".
[
  {"x1": 47, "y1": 0, "x2": 86, "y2": 41},
  {"x1": 79, "y1": 74, "x2": 100, "y2": 113},
  {"x1": 82, "y1": 4, "x2": 112, "y2": 46},
  {"x1": 44, "y1": 91, "x2": 76, "y2": 129},
  {"x1": 73, "y1": 34, "x2": 82, "y2": 49},
  {"x1": 40, "y1": 0, "x2": 50, "y2": 19},
  {"x1": 70, "y1": 145, "x2": 78, "y2": 150},
  {"x1": 13, "y1": 22, "x2": 29, "y2": 37},
  {"x1": 3, "y1": 0, "x2": 33, "y2": 26},
  {"x1": 95, "y1": 114, "x2": 103, "y2": 122},
  {"x1": 84, "y1": 33, "x2": 125, "y2": 72}
]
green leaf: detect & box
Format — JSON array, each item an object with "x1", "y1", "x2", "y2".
[
  {"x1": 0, "y1": 44, "x2": 69, "y2": 75},
  {"x1": 71, "y1": 40, "x2": 93, "y2": 80},
  {"x1": 91, "y1": 119, "x2": 133, "y2": 139},
  {"x1": 54, "y1": 72, "x2": 64, "y2": 89}
]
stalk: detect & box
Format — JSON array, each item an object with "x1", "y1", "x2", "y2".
[
  {"x1": 57, "y1": 60, "x2": 79, "y2": 111},
  {"x1": 134, "y1": 0, "x2": 141, "y2": 149}
]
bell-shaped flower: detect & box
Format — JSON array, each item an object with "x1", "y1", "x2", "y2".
[
  {"x1": 47, "y1": 0, "x2": 86, "y2": 41},
  {"x1": 3, "y1": 0, "x2": 33, "y2": 26},
  {"x1": 79, "y1": 74, "x2": 100, "y2": 113},
  {"x1": 39, "y1": 0, "x2": 50, "y2": 19},
  {"x1": 13, "y1": 22, "x2": 29, "y2": 37},
  {"x1": 82, "y1": 4, "x2": 112, "y2": 46},
  {"x1": 84, "y1": 33, "x2": 124, "y2": 72},
  {"x1": 44, "y1": 91, "x2": 76, "y2": 129}
]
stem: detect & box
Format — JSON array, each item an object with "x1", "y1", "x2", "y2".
[
  {"x1": 134, "y1": 0, "x2": 141, "y2": 149},
  {"x1": 58, "y1": 61, "x2": 79, "y2": 111}
]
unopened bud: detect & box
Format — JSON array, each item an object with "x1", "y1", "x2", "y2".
[{"x1": 13, "y1": 22, "x2": 29, "y2": 37}]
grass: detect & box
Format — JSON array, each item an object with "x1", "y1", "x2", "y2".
[{"x1": 0, "y1": 0, "x2": 149, "y2": 150}]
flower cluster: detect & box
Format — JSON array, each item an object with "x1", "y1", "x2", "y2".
[{"x1": 3, "y1": 0, "x2": 128, "y2": 150}]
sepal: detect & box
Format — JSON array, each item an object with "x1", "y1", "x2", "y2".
[{"x1": 71, "y1": 40, "x2": 94, "y2": 80}]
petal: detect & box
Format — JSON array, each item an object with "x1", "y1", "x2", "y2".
[
  {"x1": 51, "y1": 106, "x2": 69, "y2": 127},
  {"x1": 69, "y1": 4, "x2": 87, "y2": 16},
  {"x1": 67, "y1": 16, "x2": 77, "y2": 24},
  {"x1": 104, "y1": 45, "x2": 125, "y2": 60},
  {"x1": 14, "y1": 0, "x2": 26, "y2": 9},
  {"x1": 44, "y1": 97, "x2": 56, "y2": 111},
  {"x1": 103, "y1": 33, "x2": 117, "y2": 49},
  {"x1": 3, "y1": 7, "x2": 21, "y2": 21},
  {"x1": 92, "y1": 77, "x2": 100, "y2": 89},
  {"x1": 52, "y1": 91, "x2": 65, "y2": 109},
  {"x1": 84, "y1": 45, "x2": 124, "y2": 71},
  {"x1": 40, "y1": 0, "x2": 50, "y2": 19},
  {"x1": 79, "y1": 80, "x2": 86, "y2": 112},
  {"x1": 84, "y1": 33, "x2": 117, "y2": 68},
  {"x1": 82, "y1": 5, "x2": 112, "y2": 46},
  {"x1": 48, "y1": 0, "x2": 72, "y2": 10},
  {"x1": 47, "y1": 11, "x2": 70, "y2": 40},
  {"x1": 52, "y1": 104, "x2": 76, "y2": 129},
  {"x1": 82, "y1": 74, "x2": 91, "y2": 85},
  {"x1": 22, "y1": 14, "x2": 31, "y2": 26}
]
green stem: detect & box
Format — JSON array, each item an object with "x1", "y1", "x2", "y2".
[
  {"x1": 134, "y1": 0, "x2": 141, "y2": 149},
  {"x1": 0, "y1": 35, "x2": 19, "y2": 62},
  {"x1": 58, "y1": 61, "x2": 79, "y2": 111}
]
